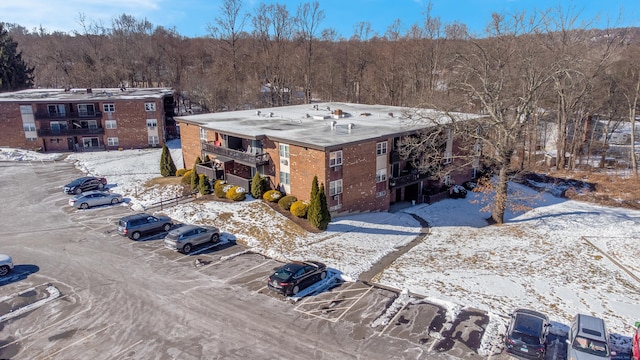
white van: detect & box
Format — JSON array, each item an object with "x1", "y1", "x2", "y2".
[{"x1": 567, "y1": 314, "x2": 615, "y2": 360}]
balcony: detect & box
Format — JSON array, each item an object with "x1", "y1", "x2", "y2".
[
  {"x1": 390, "y1": 150, "x2": 401, "y2": 163},
  {"x1": 202, "y1": 142, "x2": 270, "y2": 166},
  {"x1": 38, "y1": 127, "x2": 105, "y2": 137},
  {"x1": 389, "y1": 171, "x2": 432, "y2": 189},
  {"x1": 34, "y1": 111, "x2": 103, "y2": 120}
]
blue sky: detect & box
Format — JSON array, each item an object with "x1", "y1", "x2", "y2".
[{"x1": 1, "y1": 0, "x2": 638, "y2": 38}]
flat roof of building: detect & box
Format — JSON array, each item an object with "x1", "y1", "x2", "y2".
[
  {"x1": 176, "y1": 102, "x2": 478, "y2": 150},
  {"x1": 0, "y1": 87, "x2": 174, "y2": 102}
]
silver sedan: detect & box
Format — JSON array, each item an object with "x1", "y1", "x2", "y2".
[
  {"x1": 164, "y1": 225, "x2": 220, "y2": 254},
  {"x1": 69, "y1": 190, "x2": 123, "y2": 209}
]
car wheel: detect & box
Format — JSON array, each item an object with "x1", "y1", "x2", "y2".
[
  {"x1": 162, "y1": 223, "x2": 171, "y2": 232},
  {"x1": 131, "y1": 232, "x2": 141, "y2": 240},
  {"x1": 0, "y1": 266, "x2": 9, "y2": 277},
  {"x1": 80, "y1": 203, "x2": 89, "y2": 209},
  {"x1": 320, "y1": 271, "x2": 326, "y2": 280},
  {"x1": 182, "y1": 244, "x2": 192, "y2": 254},
  {"x1": 74, "y1": 188, "x2": 82, "y2": 194},
  {"x1": 111, "y1": 198, "x2": 119, "y2": 204},
  {"x1": 98, "y1": 183, "x2": 105, "y2": 189},
  {"x1": 210, "y1": 234, "x2": 220, "y2": 244},
  {"x1": 292, "y1": 285, "x2": 300, "y2": 295}
]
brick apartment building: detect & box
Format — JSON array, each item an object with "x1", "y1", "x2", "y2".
[
  {"x1": 0, "y1": 87, "x2": 176, "y2": 152},
  {"x1": 176, "y1": 102, "x2": 481, "y2": 216}
]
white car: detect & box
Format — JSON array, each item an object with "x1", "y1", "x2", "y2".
[
  {"x1": 69, "y1": 190, "x2": 123, "y2": 209},
  {"x1": 0, "y1": 254, "x2": 14, "y2": 276}
]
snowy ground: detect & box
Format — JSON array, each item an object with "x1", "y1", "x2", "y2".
[{"x1": 3, "y1": 141, "x2": 639, "y2": 356}]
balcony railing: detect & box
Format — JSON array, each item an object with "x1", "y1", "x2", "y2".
[
  {"x1": 202, "y1": 142, "x2": 270, "y2": 166},
  {"x1": 37, "y1": 127, "x2": 105, "y2": 137},
  {"x1": 34, "y1": 111, "x2": 103, "y2": 120},
  {"x1": 389, "y1": 172, "x2": 432, "y2": 189},
  {"x1": 390, "y1": 150, "x2": 401, "y2": 163}
]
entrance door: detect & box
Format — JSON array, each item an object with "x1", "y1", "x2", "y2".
[{"x1": 67, "y1": 137, "x2": 74, "y2": 151}]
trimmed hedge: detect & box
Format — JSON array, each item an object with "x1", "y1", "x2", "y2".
[
  {"x1": 214, "y1": 180, "x2": 227, "y2": 198},
  {"x1": 278, "y1": 195, "x2": 297, "y2": 211},
  {"x1": 263, "y1": 189, "x2": 282, "y2": 202},
  {"x1": 181, "y1": 170, "x2": 194, "y2": 185},
  {"x1": 176, "y1": 168, "x2": 187, "y2": 177},
  {"x1": 226, "y1": 185, "x2": 247, "y2": 201},
  {"x1": 290, "y1": 200, "x2": 309, "y2": 218}
]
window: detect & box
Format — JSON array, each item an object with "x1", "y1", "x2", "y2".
[
  {"x1": 329, "y1": 150, "x2": 343, "y2": 167},
  {"x1": 20, "y1": 105, "x2": 33, "y2": 115},
  {"x1": 279, "y1": 144, "x2": 290, "y2": 158},
  {"x1": 105, "y1": 120, "x2": 117, "y2": 129},
  {"x1": 329, "y1": 179, "x2": 343, "y2": 196},
  {"x1": 200, "y1": 128, "x2": 207, "y2": 141},
  {"x1": 48, "y1": 104, "x2": 65, "y2": 117},
  {"x1": 87, "y1": 120, "x2": 98, "y2": 129},
  {"x1": 146, "y1": 119, "x2": 158, "y2": 128},
  {"x1": 108, "y1": 137, "x2": 119, "y2": 146},
  {"x1": 78, "y1": 104, "x2": 95, "y2": 117},
  {"x1": 148, "y1": 135, "x2": 159, "y2": 145},
  {"x1": 376, "y1": 191, "x2": 387, "y2": 198},
  {"x1": 376, "y1": 169, "x2": 387, "y2": 183},
  {"x1": 280, "y1": 171, "x2": 290, "y2": 185},
  {"x1": 103, "y1": 103, "x2": 115, "y2": 112},
  {"x1": 376, "y1": 141, "x2": 388, "y2": 155},
  {"x1": 443, "y1": 175, "x2": 451, "y2": 186},
  {"x1": 83, "y1": 137, "x2": 99, "y2": 148},
  {"x1": 23, "y1": 123, "x2": 36, "y2": 131},
  {"x1": 444, "y1": 128, "x2": 453, "y2": 164},
  {"x1": 144, "y1": 102, "x2": 156, "y2": 111}
]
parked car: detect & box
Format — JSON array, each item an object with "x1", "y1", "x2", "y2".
[
  {"x1": 567, "y1": 313, "x2": 614, "y2": 360},
  {"x1": 267, "y1": 261, "x2": 327, "y2": 296},
  {"x1": 163, "y1": 225, "x2": 220, "y2": 254},
  {"x1": 63, "y1": 176, "x2": 107, "y2": 194},
  {"x1": 632, "y1": 321, "x2": 640, "y2": 360},
  {"x1": 504, "y1": 308, "x2": 550, "y2": 360},
  {"x1": 68, "y1": 190, "x2": 123, "y2": 209},
  {"x1": 117, "y1": 213, "x2": 173, "y2": 240},
  {"x1": 0, "y1": 254, "x2": 14, "y2": 277}
]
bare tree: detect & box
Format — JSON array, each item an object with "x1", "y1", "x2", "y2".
[{"x1": 295, "y1": 1, "x2": 324, "y2": 104}]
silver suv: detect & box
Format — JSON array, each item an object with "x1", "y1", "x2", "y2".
[
  {"x1": 163, "y1": 225, "x2": 220, "y2": 254},
  {"x1": 117, "y1": 213, "x2": 173, "y2": 240},
  {"x1": 567, "y1": 313, "x2": 614, "y2": 360}
]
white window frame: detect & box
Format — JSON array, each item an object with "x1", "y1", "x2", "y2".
[
  {"x1": 329, "y1": 179, "x2": 343, "y2": 196},
  {"x1": 144, "y1": 102, "x2": 156, "y2": 111},
  {"x1": 280, "y1": 171, "x2": 290, "y2": 185},
  {"x1": 443, "y1": 175, "x2": 452, "y2": 186},
  {"x1": 376, "y1": 141, "x2": 388, "y2": 155},
  {"x1": 23, "y1": 123, "x2": 36, "y2": 131},
  {"x1": 376, "y1": 191, "x2": 387, "y2": 198},
  {"x1": 105, "y1": 120, "x2": 117, "y2": 129},
  {"x1": 444, "y1": 128, "x2": 453, "y2": 164},
  {"x1": 279, "y1": 144, "x2": 290, "y2": 158},
  {"x1": 376, "y1": 169, "x2": 387, "y2": 183},
  {"x1": 200, "y1": 128, "x2": 207, "y2": 141},
  {"x1": 329, "y1": 150, "x2": 343, "y2": 167},
  {"x1": 107, "y1": 137, "x2": 119, "y2": 146},
  {"x1": 148, "y1": 135, "x2": 159, "y2": 145},
  {"x1": 87, "y1": 120, "x2": 98, "y2": 129},
  {"x1": 20, "y1": 105, "x2": 33, "y2": 115},
  {"x1": 103, "y1": 103, "x2": 115, "y2": 113},
  {"x1": 146, "y1": 119, "x2": 158, "y2": 128},
  {"x1": 83, "y1": 137, "x2": 100, "y2": 148}
]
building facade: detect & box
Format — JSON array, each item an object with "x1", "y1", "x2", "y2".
[
  {"x1": 176, "y1": 103, "x2": 478, "y2": 216},
  {"x1": 0, "y1": 88, "x2": 176, "y2": 152}
]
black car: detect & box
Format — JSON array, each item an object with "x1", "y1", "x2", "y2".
[
  {"x1": 267, "y1": 261, "x2": 327, "y2": 296},
  {"x1": 505, "y1": 308, "x2": 551, "y2": 360},
  {"x1": 63, "y1": 176, "x2": 107, "y2": 194}
]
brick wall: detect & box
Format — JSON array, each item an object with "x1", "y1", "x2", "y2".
[
  {"x1": 340, "y1": 141, "x2": 390, "y2": 213},
  {"x1": 177, "y1": 121, "x2": 200, "y2": 169},
  {"x1": 0, "y1": 103, "x2": 32, "y2": 149},
  {"x1": 287, "y1": 144, "x2": 326, "y2": 201},
  {"x1": 107, "y1": 99, "x2": 165, "y2": 149}
]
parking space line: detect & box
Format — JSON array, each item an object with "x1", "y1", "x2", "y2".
[
  {"x1": 111, "y1": 339, "x2": 144, "y2": 358},
  {"x1": 196, "y1": 250, "x2": 261, "y2": 272},
  {"x1": 378, "y1": 301, "x2": 409, "y2": 337},
  {"x1": 255, "y1": 285, "x2": 268, "y2": 294},
  {"x1": 335, "y1": 286, "x2": 372, "y2": 322},
  {"x1": 41, "y1": 322, "x2": 115, "y2": 359},
  {"x1": 225, "y1": 260, "x2": 276, "y2": 282},
  {"x1": 300, "y1": 295, "x2": 366, "y2": 306}
]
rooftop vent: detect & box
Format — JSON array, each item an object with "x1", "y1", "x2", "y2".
[
  {"x1": 360, "y1": 113, "x2": 371, "y2": 117},
  {"x1": 269, "y1": 112, "x2": 274, "y2": 117},
  {"x1": 348, "y1": 123, "x2": 354, "y2": 130},
  {"x1": 388, "y1": 112, "x2": 394, "y2": 117},
  {"x1": 330, "y1": 121, "x2": 337, "y2": 129},
  {"x1": 256, "y1": 110, "x2": 261, "y2": 116}
]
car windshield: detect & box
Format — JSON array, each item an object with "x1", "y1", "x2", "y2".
[
  {"x1": 273, "y1": 266, "x2": 296, "y2": 281},
  {"x1": 69, "y1": 178, "x2": 86, "y2": 185},
  {"x1": 511, "y1": 331, "x2": 540, "y2": 345},
  {"x1": 572, "y1": 336, "x2": 608, "y2": 356}
]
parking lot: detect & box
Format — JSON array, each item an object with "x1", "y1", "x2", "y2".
[{"x1": 0, "y1": 160, "x2": 511, "y2": 359}]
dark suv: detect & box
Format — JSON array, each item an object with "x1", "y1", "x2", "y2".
[
  {"x1": 267, "y1": 261, "x2": 327, "y2": 296},
  {"x1": 117, "y1": 213, "x2": 173, "y2": 240},
  {"x1": 63, "y1": 176, "x2": 107, "y2": 194},
  {"x1": 504, "y1": 308, "x2": 550, "y2": 360}
]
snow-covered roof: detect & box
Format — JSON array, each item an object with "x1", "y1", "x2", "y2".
[
  {"x1": 176, "y1": 102, "x2": 477, "y2": 150},
  {"x1": 0, "y1": 87, "x2": 174, "y2": 102}
]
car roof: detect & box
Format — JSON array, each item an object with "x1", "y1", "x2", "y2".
[
  {"x1": 513, "y1": 311, "x2": 546, "y2": 336},
  {"x1": 575, "y1": 314, "x2": 607, "y2": 340},
  {"x1": 169, "y1": 225, "x2": 201, "y2": 234},
  {"x1": 120, "y1": 213, "x2": 152, "y2": 221}
]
